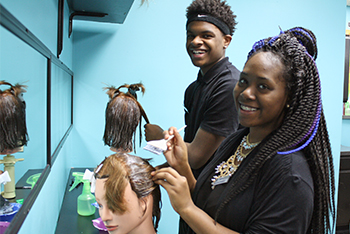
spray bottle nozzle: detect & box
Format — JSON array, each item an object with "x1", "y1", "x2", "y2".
[{"x1": 69, "y1": 172, "x2": 85, "y2": 192}]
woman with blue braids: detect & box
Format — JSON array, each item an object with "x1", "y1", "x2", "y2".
[{"x1": 152, "y1": 27, "x2": 335, "y2": 234}]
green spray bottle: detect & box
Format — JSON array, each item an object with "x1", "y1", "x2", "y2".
[
  {"x1": 70, "y1": 172, "x2": 96, "y2": 216},
  {"x1": 345, "y1": 100, "x2": 350, "y2": 116}
]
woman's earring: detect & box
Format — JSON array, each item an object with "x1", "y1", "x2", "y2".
[
  {"x1": 224, "y1": 45, "x2": 227, "y2": 49},
  {"x1": 286, "y1": 104, "x2": 290, "y2": 108}
]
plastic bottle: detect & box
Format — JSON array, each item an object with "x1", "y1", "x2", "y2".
[
  {"x1": 26, "y1": 173, "x2": 41, "y2": 189},
  {"x1": 70, "y1": 172, "x2": 96, "y2": 216},
  {"x1": 345, "y1": 100, "x2": 350, "y2": 116}
]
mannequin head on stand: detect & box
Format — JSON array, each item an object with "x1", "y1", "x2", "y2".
[
  {"x1": 0, "y1": 81, "x2": 28, "y2": 155},
  {"x1": 94, "y1": 153, "x2": 161, "y2": 234},
  {"x1": 103, "y1": 83, "x2": 149, "y2": 153}
]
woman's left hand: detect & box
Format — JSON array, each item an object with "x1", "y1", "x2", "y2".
[{"x1": 152, "y1": 167, "x2": 194, "y2": 215}]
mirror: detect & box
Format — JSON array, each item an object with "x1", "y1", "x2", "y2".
[
  {"x1": 0, "y1": 25, "x2": 47, "y2": 186},
  {"x1": 0, "y1": 16, "x2": 48, "y2": 234},
  {"x1": 50, "y1": 61, "x2": 73, "y2": 163},
  {"x1": 0, "y1": 5, "x2": 73, "y2": 233}
]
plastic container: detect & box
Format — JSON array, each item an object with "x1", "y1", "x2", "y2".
[
  {"x1": 0, "y1": 203, "x2": 21, "y2": 222},
  {"x1": 0, "y1": 222, "x2": 10, "y2": 234},
  {"x1": 26, "y1": 173, "x2": 41, "y2": 189},
  {"x1": 345, "y1": 101, "x2": 350, "y2": 116},
  {"x1": 92, "y1": 217, "x2": 108, "y2": 231}
]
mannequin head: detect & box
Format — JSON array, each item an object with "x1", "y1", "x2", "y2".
[
  {"x1": 94, "y1": 153, "x2": 161, "y2": 233},
  {"x1": 0, "y1": 81, "x2": 28, "y2": 155},
  {"x1": 103, "y1": 83, "x2": 149, "y2": 153}
]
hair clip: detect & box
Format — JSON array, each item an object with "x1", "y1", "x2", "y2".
[
  {"x1": 112, "y1": 90, "x2": 121, "y2": 99},
  {"x1": 91, "y1": 202, "x2": 99, "y2": 209},
  {"x1": 95, "y1": 163, "x2": 103, "y2": 175}
]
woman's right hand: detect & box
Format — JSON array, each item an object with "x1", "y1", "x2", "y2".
[{"x1": 163, "y1": 127, "x2": 189, "y2": 174}]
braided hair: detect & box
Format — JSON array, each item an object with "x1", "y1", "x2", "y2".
[
  {"x1": 215, "y1": 27, "x2": 335, "y2": 233},
  {"x1": 186, "y1": 0, "x2": 237, "y2": 36},
  {"x1": 103, "y1": 83, "x2": 149, "y2": 152},
  {"x1": 0, "y1": 81, "x2": 28, "y2": 153}
]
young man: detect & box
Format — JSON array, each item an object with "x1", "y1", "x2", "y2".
[{"x1": 145, "y1": 0, "x2": 240, "y2": 177}]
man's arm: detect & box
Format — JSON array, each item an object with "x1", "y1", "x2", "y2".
[{"x1": 186, "y1": 127, "x2": 225, "y2": 169}]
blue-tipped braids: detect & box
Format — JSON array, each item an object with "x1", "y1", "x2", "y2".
[
  {"x1": 247, "y1": 29, "x2": 284, "y2": 59},
  {"x1": 278, "y1": 52, "x2": 322, "y2": 154},
  {"x1": 277, "y1": 99, "x2": 321, "y2": 155},
  {"x1": 215, "y1": 27, "x2": 335, "y2": 234}
]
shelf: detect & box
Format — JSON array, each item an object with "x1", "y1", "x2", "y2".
[
  {"x1": 341, "y1": 145, "x2": 350, "y2": 157},
  {"x1": 55, "y1": 168, "x2": 99, "y2": 234},
  {"x1": 67, "y1": 0, "x2": 135, "y2": 24}
]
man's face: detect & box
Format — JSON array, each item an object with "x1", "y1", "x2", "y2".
[{"x1": 186, "y1": 21, "x2": 231, "y2": 75}]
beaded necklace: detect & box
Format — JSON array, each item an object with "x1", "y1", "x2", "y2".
[{"x1": 211, "y1": 134, "x2": 260, "y2": 189}]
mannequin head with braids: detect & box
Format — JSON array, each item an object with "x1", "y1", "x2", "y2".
[
  {"x1": 218, "y1": 27, "x2": 334, "y2": 233},
  {"x1": 103, "y1": 83, "x2": 149, "y2": 153},
  {"x1": 0, "y1": 81, "x2": 28, "y2": 155}
]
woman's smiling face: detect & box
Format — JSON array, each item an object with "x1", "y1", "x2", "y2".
[{"x1": 234, "y1": 51, "x2": 289, "y2": 137}]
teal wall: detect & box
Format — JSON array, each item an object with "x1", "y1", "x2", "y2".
[
  {"x1": 0, "y1": 0, "x2": 346, "y2": 233},
  {"x1": 18, "y1": 135, "x2": 72, "y2": 233}
]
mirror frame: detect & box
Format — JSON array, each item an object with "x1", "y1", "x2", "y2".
[
  {"x1": 344, "y1": 36, "x2": 349, "y2": 103},
  {"x1": 0, "y1": 4, "x2": 73, "y2": 233}
]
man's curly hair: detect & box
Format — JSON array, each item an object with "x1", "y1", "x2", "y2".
[{"x1": 186, "y1": 0, "x2": 237, "y2": 36}]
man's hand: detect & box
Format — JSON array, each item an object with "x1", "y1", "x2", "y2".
[{"x1": 144, "y1": 124, "x2": 164, "y2": 141}]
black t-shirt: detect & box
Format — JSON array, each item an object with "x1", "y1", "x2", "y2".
[
  {"x1": 184, "y1": 57, "x2": 240, "y2": 177},
  {"x1": 180, "y1": 128, "x2": 314, "y2": 234}
]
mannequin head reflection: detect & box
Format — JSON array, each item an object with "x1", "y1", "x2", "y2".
[
  {"x1": 103, "y1": 83, "x2": 149, "y2": 153},
  {"x1": 0, "y1": 81, "x2": 28, "y2": 155},
  {"x1": 94, "y1": 153, "x2": 161, "y2": 234}
]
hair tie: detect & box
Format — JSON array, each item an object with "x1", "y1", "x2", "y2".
[{"x1": 128, "y1": 87, "x2": 138, "y2": 99}]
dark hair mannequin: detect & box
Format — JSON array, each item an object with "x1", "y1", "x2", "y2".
[
  {"x1": 103, "y1": 83, "x2": 149, "y2": 153},
  {"x1": 0, "y1": 81, "x2": 28, "y2": 154}
]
